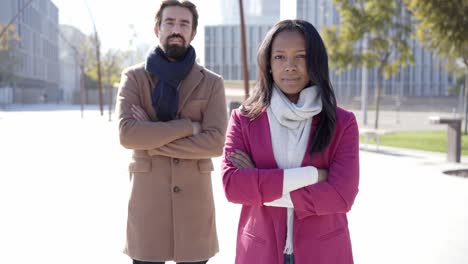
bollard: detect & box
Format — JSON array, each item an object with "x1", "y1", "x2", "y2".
[
  {"x1": 429, "y1": 116, "x2": 462, "y2": 163},
  {"x1": 229, "y1": 101, "x2": 242, "y2": 115}
]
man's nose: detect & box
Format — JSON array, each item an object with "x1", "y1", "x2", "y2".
[{"x1": 171, "y1": 24, "x2": 182, "y2": 34}]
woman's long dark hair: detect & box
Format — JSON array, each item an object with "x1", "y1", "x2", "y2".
[{"x1": 243, "y1": 19, "x2": 337, "y2": 154}]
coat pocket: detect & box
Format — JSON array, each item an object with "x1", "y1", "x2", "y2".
[
  {"x1": 128, "y1": 159, "x2": 152, "y2": 173},
  {"x1": 317, "y1": 227, "x2": 345, "y2": 241},
  {"x1": 241, "y1": 230, "x2": 267, "y2": 245},
  {"x1": 198, "y1": 159, "x2": 214, "y2": 173}
]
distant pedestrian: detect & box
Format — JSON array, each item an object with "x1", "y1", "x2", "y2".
[
  {"x1": 115, "y1": 1, "x2": 228, "y2": 263},
  {"x1": 222, "y1": 19, "x2": 360, "y2": 264},
  {"x1": 41, "y1": 92, "x2": 48, "y2": 103}
]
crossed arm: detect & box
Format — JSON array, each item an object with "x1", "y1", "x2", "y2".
[
  {"x1": 222, "y1": 110, "x2": 359, "y2": 216},
  {"x1": 116, "y1": 69, "x2": 227, "y2": 158},
  {"x1": 229, "y1": 150, "x2": 328, "y2": 208}
]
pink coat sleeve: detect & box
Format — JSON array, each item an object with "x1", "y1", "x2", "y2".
[
  {"x1": 290, "y1": 113, "x2": 360, "y2": 218},
  {"x1": 221, "y1": 110, "x2": 284, "y2": 206}
]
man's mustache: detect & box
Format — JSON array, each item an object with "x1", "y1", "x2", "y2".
[{"x1": 168, "y1": 34, "x2": 185, "y2": 42}]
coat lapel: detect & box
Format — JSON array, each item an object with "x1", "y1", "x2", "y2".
[
  {"x1": 178, "y1": 63, "x2": 204, "y2": 113},
  {"x1": 250, "y1": 112, "x2": 279, "y2": 169},
  {"x1": 144, "y1": 70, "x2": 158, "y2": 121}
]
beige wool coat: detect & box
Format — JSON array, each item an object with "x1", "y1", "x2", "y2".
[{"x1": 116, "y1": 62, "x2": 228, "y2": 262}]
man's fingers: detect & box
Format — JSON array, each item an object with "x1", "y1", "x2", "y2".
[
  {"x1": 229, "y1": 153, "x2": 254, "y2": 168},
  {"x1": 229, "y1": 154, "x2": 250, "y2": 168},
  {"x1": 234, "y1": 151, "x2": 254, "y2": 167}
]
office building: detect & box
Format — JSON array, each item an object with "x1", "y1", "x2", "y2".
[
  {"x1": 205, "y1": 0, "x2": 279, "y2": 81},
  {"x1": 59, "y1": 24, "x2": 86, "y2": 104},
  {"x1": 0, "y1": 0, "x2": 60, "y2": 103}
]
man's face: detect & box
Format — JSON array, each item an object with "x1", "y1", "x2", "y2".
[{"x1": 155, "y1": 6, "x2": 196, "y2": 60}]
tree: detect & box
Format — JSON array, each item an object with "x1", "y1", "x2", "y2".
[
  {"x1": 404, "y1": 0, "x2": 468, "y2": 132},
  {"x1": 82, "y1": 40, "x2": 127, "y2": 90},
  {"x1": 101, "y1": 49, "x2": 128, "y2": 121},
  {"x1": 0, "y1": 24, "x2": 20, "y2": 88},
  {"x1": 322, "y1": 0, "x2": 414, "y2": 129}
]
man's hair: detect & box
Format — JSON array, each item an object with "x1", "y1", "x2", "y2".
[{"x1": 155, "y1": 0, "x2": 199, "y2": 32}]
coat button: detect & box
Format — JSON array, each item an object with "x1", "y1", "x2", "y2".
[
  {"x1": 173, "y1": 186, "x2": 181, "y2": 193},
  {"x1": 173, "y1": 158, "x2": 180, "y2": 164}
]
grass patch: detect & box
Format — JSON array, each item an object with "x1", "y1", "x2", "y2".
[{"x1": 360, "y1": 130, "x2": 468, "y2": 156}]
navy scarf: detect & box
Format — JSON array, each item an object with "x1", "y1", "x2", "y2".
[{"x1": 145, "y1": 45, "x2": 196, "y2": 121}]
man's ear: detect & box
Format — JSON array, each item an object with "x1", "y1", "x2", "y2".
[
  {"x1": 154, "y1": 24, "x2": 160, "y2": 38},
  {"x1": 190, "y1": 30, "x2": 197, "y2": 41}
]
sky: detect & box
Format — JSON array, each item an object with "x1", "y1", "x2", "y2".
[{"x1": 50, "y1": 0, "x2": 222, "y2": 63}]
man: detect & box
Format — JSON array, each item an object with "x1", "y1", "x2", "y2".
[{"x1": 115, "y1": 1, "x2": 227, "y2": 263}]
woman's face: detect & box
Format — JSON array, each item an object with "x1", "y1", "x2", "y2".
[{"x1": 270, "y1": 30, "x2": 310, "y2": 103}]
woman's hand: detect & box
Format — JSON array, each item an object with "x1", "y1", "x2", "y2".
[
  {"x1": 317, "y1": 169, "x2": 328, "y2": 182},
  {"x1": 229, "y1": 150, "x2": 255, "y2": 169},
  {"x1": 131, "y1": 104, "x2": 150, "y2": 121}
]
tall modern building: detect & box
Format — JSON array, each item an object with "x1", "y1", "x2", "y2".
[
  {"x1": 296, "y1": 0, "x2": 455, "y2": 100},
  {"x1": 0, "y1": 0, "x2": 60, "y2": 103},
  {"x1": 205, "y1": 0, "x2": 280, "y2": 80},
  {"x1": 220, "y1": 0, "x2": 280, "y2": 25},
  {"x1": 205, "y1": 0, "x2": 456, "y2": 106},
  {"x1": 59, "y1": 25, "x2": 86, "y2": 104}
]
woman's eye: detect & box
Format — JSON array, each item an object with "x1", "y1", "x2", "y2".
[{"x1": 273, "y1": 55, "x2": 283, "y2": 60}]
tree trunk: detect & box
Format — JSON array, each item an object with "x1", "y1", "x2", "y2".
[
  {"x1": 96, "y1": 35, "x2": 103, "y2": 116},
  {"x1": 374, "y1": 69, "x2": 383, "y2": 129},
  {"x1": 464, "y1": 65, "x2": 468, "y2": 134},
  {"x1": 107, "y1": 72, "x2": 113, "y2": 122}
]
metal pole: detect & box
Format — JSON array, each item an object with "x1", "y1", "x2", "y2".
[
  {"x1": 464, "y1": 67, "x2": 468, "y2": 134},
  {"x1": 80, "y1": 64, "x2": 85, "y2": 118},
  {"x1": 361, "y1": 66, "x2": 368, "y2": 125},
  {"x1": 361, "y1": 35, "x2": 368, "y2": 125},
  {"x1": 239, "y1": 0, "x2": 250, "y2": 100},
  {"x1": 108, "y1": 71, "x2": 113, "y2": 122},
  {"x1": 108, "y1": 84, "x2": 113, "y2": 122},
  {"x1": 84, "y1": 0, "x2": 104, "y2": 116}
]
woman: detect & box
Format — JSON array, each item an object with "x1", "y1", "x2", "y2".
[{"x1": 221, "y1": 20, "x2": 359, "y2": 264}]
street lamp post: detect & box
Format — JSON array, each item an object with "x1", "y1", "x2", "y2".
[{"x1": 239, "y1": 0, "x2": 250, "y2": 100}]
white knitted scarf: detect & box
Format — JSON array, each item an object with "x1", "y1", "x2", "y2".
[{"x1": 267, "y1": 83, "x2": 322, "y2": 254}]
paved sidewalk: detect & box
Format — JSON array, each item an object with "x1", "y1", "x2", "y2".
[{"x1": 0, "y1": 108, "x2": 467, "y2": 264}]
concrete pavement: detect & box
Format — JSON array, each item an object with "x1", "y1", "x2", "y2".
[{"x1": 0, "y1": 107, "x2": 467, "y2": 264}]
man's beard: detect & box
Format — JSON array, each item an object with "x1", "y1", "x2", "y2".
[{"x1": 163, "y1": 35, "x2": 188, "y2": 60}]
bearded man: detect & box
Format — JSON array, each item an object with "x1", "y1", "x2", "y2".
[{"x1": 115, "y1": 1, "x2": 227, "y2": 263}]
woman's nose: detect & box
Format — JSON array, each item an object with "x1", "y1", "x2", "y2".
[{"x1": 285, "y1": 59, "x2": 297, "y2": 71}]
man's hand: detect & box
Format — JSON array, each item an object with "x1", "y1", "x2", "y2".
[
  {"x1": 191, "y1": 122, "x2": 202, "y2": 135},
  {"x1": 229, "y1": 150, "x2": 255, "y2": 169},
  {"x1": 131, "y1": 104, "x2": 150, "y2": 121}
]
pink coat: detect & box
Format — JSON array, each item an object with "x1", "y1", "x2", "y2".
[{"x1": 221, "y1": 107, "x2": 359, "y2": 264}]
